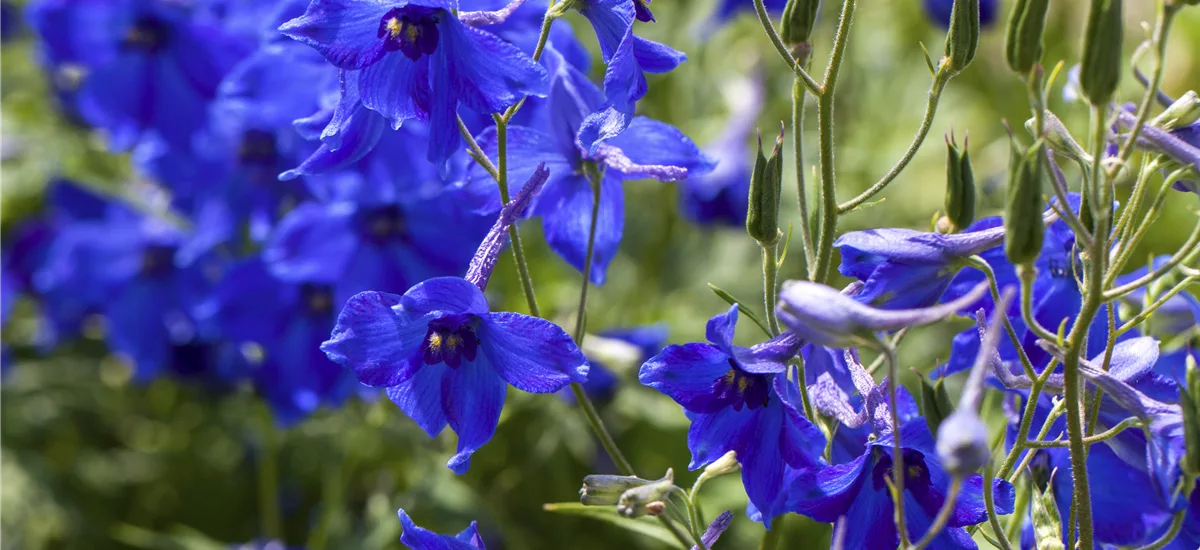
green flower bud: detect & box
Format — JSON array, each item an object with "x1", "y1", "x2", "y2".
[
  {"x1": 580, "y1": 474, "x2": 656, "y2": 506},
  {"x1": 1003, "y1": 0, "x2": 1050, "y2": 74},
  {"x1": 1079, "y1": 0, "x2": 1123, "y2": 105},
  {"x1": 780, "y1": 0, "x2": 820, "y2": 63},
  {"x1": 1025, "y1": 111, "x2": 1091, "y2": 164},
  {"x1": 616, "y1": 469, "x2": 676, "y2": 518},
  {"x1": 943, "y1": 0, "x2": 980, "y2": 75},
  {"x1": 1031, "y1": 479, "x2": 1065, "y2": 550},
  {"x1": 1181, "y1": 355, "x2": 1200, "y2": 479},
  {"x1": 944, "y1": 133, "x2": 977, "y2": 232},
  {"x1": 746, "y1": 125, "x2": 785, "y2": 247},
  {"x1": 1004, "y1": 141, "x2": 1046, "y2": 266},
  {"x1": 1153, "y1": 90, "x2": 1200, "y2": 131},
  {"x1": 920, "y1": 373, "x2": 955, "y2": 435},
  {"x1": 701, "y1": 450, "x2": 741, "y2": 480}
]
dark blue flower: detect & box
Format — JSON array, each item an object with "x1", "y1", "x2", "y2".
[
  {"x1": 923, "y1": 0, "x2": 997, "y2": 29},
  {"x1": 280, "y1": 0, "x2": 549, "y2": 166},
  {"x1": 398, "y1": 508, "x2": 486, "y2": 549},
  {"x1": 461, "y1": 47, "x2": 713, "y2": 284},
  {"x1": 639, "y1": 304, "x2": 824, "y2": 525},
  {"x1": 26, "y1": 0, "x2": 252, "y2": 149},
  {"x1": 566, "y1": 0, "x2": 685, "y2": 149},
  {"x1": 787, "y1": 419, "x2": 1015, "y2": 549}
]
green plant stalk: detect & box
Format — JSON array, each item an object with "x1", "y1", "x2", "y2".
[
  {"x1": 762, "y1": 243, "x2": 781, "y2": 335},
  {"x1": 1116, "y1": 275, "x2": 1200, "y2": 336},
  {"x1": 751, "y1": 0, "x2": 821, "y2": 94},
  {"x1": 836, "y1": 69, "x2": 950, "y2": 214},
  {"x1": 811, "y1": 0, "x2": 857, "y2": 284},
  {"x1": 1022, "y1": 417, "x2": 1142, "y2": 448},
  {"x1": 984, "y1": 464, "x2": 1016, "y2": 550},
  {"x1": 1133, "y1": 509, "x2": 1186, "y2": 550},
  {"x1": 1105, "y1": 219, "x2": 1200, "y2": 301},
  {"x1": 1110, "y1": 2, "x2": 1177, "y2": 175},
  {"x1": 910, "y1": 476, "x2": 963, "y2": 549},
  {"x1": 1004, "y1": 475, "x2": 1032, "y2": 544},
  {"x1": 258, "y1": 404, "x2": 283, "y2": 540},
  {"x1": 967, "y1": 256, "x2": 1040, "y2": 378},
  {"x1": 792, "y1": 78, "x2": 816, "y2": 275},
  {"x1": 878, "y1": 340, "x2": 911, "y2": 546},
  {"x1": 500, "y1": 5, "x2": 557, "y2": 122},
  {"x1": 1109, "y1": 162, "x2": 1157, "y2": 264},
  {"x1": 1106, "y1": 163, "x2": 1183, "y2": 285}
]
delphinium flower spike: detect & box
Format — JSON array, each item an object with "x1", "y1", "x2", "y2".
[{"x1": 321, "y1": 164, "x2": 589, "y2": 474}]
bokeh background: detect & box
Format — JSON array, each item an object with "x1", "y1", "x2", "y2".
[{"x1": 2, "y1": 0, "x2": 1199, "y2": 548}]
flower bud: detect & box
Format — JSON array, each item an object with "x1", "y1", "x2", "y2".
[
  {"x1": 1153, "y1": 91, "x2": 1200, "y2": 131},
  {"x1": 943, "y1": 0, "x2": 980, "y2": 75},
  {"x1": 1025, "y1": 111, "x2": 1090, "y2": 164},
  {"x1": 943, "y1": 133, "x2": 977, "y2": 232},
  {"x1": 1079, "y1": 0, "x2": 1123, "y2": 106},
  {"x1": 746, "y1": 125, "x2": 785, "y2": 247},
  {"x1": 780, "y1": 0, "x2": 820, "y2": 63},
  {"x1": 1004, "y1": 141, "x2": 1046, "y2": 266},
  {"x1": 920, "y1": 373, "x2": 955, "y2": 434},
  {"x1": 580, "y1": 472, "x2": 659, "y2": 506},
  {"x1": 1003, "y1": 0, "x2": 1049, "y2": 74},
  {"x1": 1181, "y1": 354, "x2": 1200, "y2": 479},
  {"x1": 936, "y1": 410, "x2": 991, "y2": 476},
  {"x1": 701, "y1": 450, "x2": 741, "y2": 480},
  {"x1": 1030, "y1": 476, "x2": 1065, "y2": 550},
  {"x1": 616, "y1": 469, "x2": 676, "y2": 518}
]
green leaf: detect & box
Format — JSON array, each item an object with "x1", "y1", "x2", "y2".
[
  {"x1": 707, "y1": 283, "x2": 772, "y2": 336},
  {"x1": 542, "y1": 502, "x2": 680, "y2": 547},
  {"x1": 777, "y1": 222, "x2": 794, "y2": 267}
]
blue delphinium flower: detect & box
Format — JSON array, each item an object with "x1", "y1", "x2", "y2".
[
  {"x1": 398, "y1": 508, "x2": 486, "y2": 549},
  {"x1": 26, "y1": 0, "x2": 252, "y2": 149},
  {"x1": 639, "y1": 304, "x2": 824, "y2": 525},
  {"x1": 280, "y1": 0, "x2": 549, "y2": 166},
  {"x1": 462, "y1": 47, "x2": 713, "y2": 284},
  {"x1": 560, "y1": 0, "x2": 686, "y2": 149},
  {"x1": 321, "y1": 165, "x2": 589, "y2": 473},
  {"x1": 923, "y1": 0, "x2": 997, "y2": 29}
]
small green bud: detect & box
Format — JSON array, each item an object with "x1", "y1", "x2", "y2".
[
  {"x1": 701, "y1": 450, "x2": 741, "y2": 480},
  {"x1": 920, "y1": 374, "x2": 955, "y2": 435},
  {"x1": 1004, "y1": 141, "x2": 1046, "y2": 266},
  {"x1": 746, "y1": 125, "x2": 785, "y2": 246},
  {"x1": 780, "y1": 0, "x2": 820, "y2": 63},
  {"x1": 1079, "y1": 0, "x2": 1124, "y2": 105},
  {"x1": 1181, "y1": 356, "x2": 1200, "y2": 479},
  {"x1": 616, "y1": 469, "x2": 676, "y2": 518},
  {"x1": 1003, "y1": 0, "x2": 1050, "y2": 74},
  {"x1": 1153, "y1": 91, "x2": 1200, "y2": 131},
  {"x1": 580, "y1": 474, "x2": 656, "y2": 506},
  {"x1": 1025, "y1": 111, "x2": 1091, "y2": 164},
  {"x1": 1030, "y1": 477, "x2": 1065, "y2": 550},
  {"x1": 944, "y1": 133, "x2": 977, "y2": 232},
  {"x1": 943, "y1": 0, "x2": 980, "y2": 74}
]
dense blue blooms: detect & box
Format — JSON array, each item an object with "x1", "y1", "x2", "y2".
[
  {"x1": 322, "y1": 276, "x2": 588, "y2": 472},
  {"x1": 280, "y1": 0, "x2": 549, "y2": 167},
  {"x1": 639, "y1": 305, "x2": 824, "y2": 525},
  {"x1": 462, "y1": 47, "x2": 712, "y2": 284},
  {"x1": 398, "y1": 508, "x2": 486, "y2": 549},
  {"x1": 26, "y1": 0, "x2": 252, "y2": 149}
]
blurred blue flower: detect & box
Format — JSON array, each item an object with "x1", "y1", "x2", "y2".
[
  {"x1": 26, "y1": 0, "x2": 252, "y2": 149},
  {"x1": 639, "y1": 304, "x2": 823, "y2": 525},
  {"x1": 462, "y1": 47, "x2": 713, "y2": 284},
  {"x1": 788, "y1": 418, "x2": 1015, "y2": 549},
  {"x1": 398, "y1": 508, "x2": 486, "y2": 549},
  {"x1": 1170, "y1": 122, "x2": 1200, "y2": 195},
  {"x1": 711, "y1": 0, "x2": 786, "y2": 22},
  {"x1": 563, "y1": 324, "x2": 667, "y2": 404},
  {"x1": 280, "y1": 0, "x2": 548, "y2": 167},
  {"x1": 679, "y1": 76, "x2": 762, "y2": 227},
  {"x1": 923, "y1": 0, "x2": 997, "y2": 29}
]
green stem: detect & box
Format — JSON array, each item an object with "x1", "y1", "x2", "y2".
[
  {"x1": 1004, "y1": 475, "x2": 1031, "y2": 544},
  {"x1": 751, "y1": 0, "x2": 821, "y2": 94},
  {"x1": 490, "y1": 115, "x2": 542, "y2": 317},
  {"x1": 909, "y1": 476, "x2": 963, "y2": 550},
  {"x1": 758, "y1": 520, "x2": 783, "y2": 550},
  {"x1": 500, "y1": 5, "x2": 557, "y2": 122},
  {"x1": 1133, "y1": 509, "x2": 1187, "y2": 550},
  {"x1": 257, "y1": 405, "x2": 283, "y2": 541},
  {"x1": 877, "y1": 340, "x2": 910, "y2": 546},
  {"x1": 836, "y1": 69, "x2": 950, "y2": 214},
  {"x1": 1105, "y1": 219, "x2": 1200, "y2": 301},
  {"x1": 811, "y1": 0, "x2": 856, "y2": 284},
  {"x1": 1017, "y1": 265, "x2": 1060, "y2": 345},
  {"x1": 1110, "y1": 2, "x2": 1177, "y2": 176},
  {"x1": 792, "y1": 78, "x2": 816, "y2": 276},
  {"x1": 1116, "y1": 275, "x2": 1200, "y2": 336},
  {"x1": 966, "y1": 256, "x2": 1040, "y2": 378},
  {"x1": 1021, "y1": 416, "x2": 1142, "y2": 448},
  {"x1": 762, "y1": 243, "x2": 781, "y2": 335},
  {"x1": 984, "y1": 464, "x2": 1016, "y2": 550}
]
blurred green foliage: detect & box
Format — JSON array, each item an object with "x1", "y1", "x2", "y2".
[{"x1": 3, "y1": 0, "x2": 1199, "y2": 549}]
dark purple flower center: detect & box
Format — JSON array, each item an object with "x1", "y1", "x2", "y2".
[
  {"x1": 238, "y1": 129, "x2": 278, "y2": 165},
  {"x1": 123, "y1": 15, "x2": 168, "y2": 51},
  {"x1": 709, "y1": 359, "x2": 770, "y2": 411},
  {"x1": 300, "y1": 283, "x2": 334, "y2": 317},
  {"x1": 870, "y1": 448, "x2": 930, "y2": 491},
  {"x1": 140, "y1": 245, "x2": 176, "y2": 277},
  {"x1": 420, "y1": 314, "x2": 480, "y2": 368},
  {"x1": 357, "y1": 205, "x2": 406, "y2": 244},
  {"x1": 377, "y1": 6, "x2": 440, "y2": 61}
]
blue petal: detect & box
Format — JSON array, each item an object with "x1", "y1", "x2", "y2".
[
  {"x1": 480, "y1": 312, "x2": 588, "y2": 392},
  {"x1": 438, "y1": 17, "x2": 548, "y2": 115},
  {"x1": 461, "y1": 125, "x2": 575, "y2": 214},
  {"x1": 786, "y1": 454, "x2": 871, "y2": 523},
  {"x1": 705, "y1": 303, "x2": 739, "y2": 352},
  {"x1": 602, "y1": 117, "x2": 716, "y2": 180},
  {"x1": 385, "y1": 364, "x2": 448, "y2": 437},
  {"x1": 279, "y1": 0, "x2": 391, "y2": 70},
  {"x1": 577, "y1": 25, "x2": 640, "y2": 151},
  {"x1": 359, "y1": 52, "x2": 428, "y2": 125},
  {"x1": 262, "y1": 201, "x2": 358, "y2": 283},
  {"x1": 686, "y1": 407, "x2": 753, "y2": 469},
  {"x1": 738, "y1": 404, "x2": 788, "y2": 524},
  {"x1": 398, "y1": 509, "x2": 479, "y2": 550},
  {"x1": 539, "y1": 174, "x2": 623, "y2": 285},
  {"x1": 545, "y1": 46, "x2": 604, "y2": 155},
  {"x1": 638, "y1": 342, "x2": 732, "y2": 414},
  {"x1": 632, "y1": 35, "x2": 685, "y2": 73},
  {"x1": 442, "y1": 357, "x2": 507, "y2": 474},
  {"x1": 322, "y1": 291, "x2": 432, "y2": 387},
  {"x1": 454, "y1": 520, "x2": 486, "y2": 549},
  {"x1": 400, "y1": 277, "x2": 491, "y2": 317}
]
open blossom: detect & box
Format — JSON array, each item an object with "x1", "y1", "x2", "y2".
[{"x1": 281, "y1": 0, "x2": 548, "y2": 166}]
